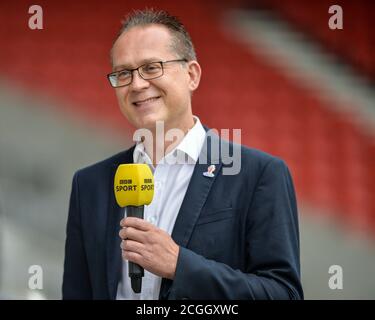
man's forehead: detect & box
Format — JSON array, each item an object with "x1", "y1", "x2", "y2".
[{"x1": 112, "y1": 25, "x2": 175, "y2": 69}]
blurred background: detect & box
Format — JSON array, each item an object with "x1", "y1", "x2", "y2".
[{"x1": 0, "y1": 0, "x2": 374, "y2": 299}]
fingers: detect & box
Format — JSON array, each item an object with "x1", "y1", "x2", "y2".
[
  {"x1": 117, "y1": 218, "x2": 179, "y2": 279},
  {"x1": 119, "y1": 226, "x2": 146, "y2": 243},
  {"x1": 119, "y1": 217, "x2": 154, "y2": 242},
  {"x1": 120, "y1": 239, "x2": 144, "y2": 254},
  {"x1": 120, "y1": 217, "x2": 152, "y2": 231},
  {"x1": 122, "y1": 250, "x2": 143, "y2": 264},
  {"x1": 120, "y1": 239, "x2": 146, "y2": 265}
]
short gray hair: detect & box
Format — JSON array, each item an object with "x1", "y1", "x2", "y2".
[{"x1": 111, "y1": 9, "x2": 197, "y2": 63}]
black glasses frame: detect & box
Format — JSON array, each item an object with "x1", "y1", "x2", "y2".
[{"x1": 107, "y1": 59, "x2": 188, "y2": 88}]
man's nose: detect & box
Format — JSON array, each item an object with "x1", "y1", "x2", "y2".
[{"x1": 130, "y1": 70, "x2": 150, "y2": 90}]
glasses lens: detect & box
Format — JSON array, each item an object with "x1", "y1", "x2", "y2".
[
  {"x1": 108, "y1": 75, "x2": 118, "y2": 87},
  {"x1": 115, "y1": 70, "x2": 132, "y2": 87},
  {"x1": 139, "y1": 62, "x2": 163, "y2": 79}
]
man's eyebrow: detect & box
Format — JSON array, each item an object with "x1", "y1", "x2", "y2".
[{"x1": 113, "y1": 57, "x2": 163, "y2": 71}]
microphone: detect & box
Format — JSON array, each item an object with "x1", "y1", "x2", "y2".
[{"x1": 114, "y1": 164, "x2": 154, "y2": 293}]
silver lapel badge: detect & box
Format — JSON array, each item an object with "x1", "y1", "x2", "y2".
[{"x1": 203, "y1": 164, "x2": 216, "y2": 178}]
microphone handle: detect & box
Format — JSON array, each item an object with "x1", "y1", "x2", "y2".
[{"x1": 126, "y1": 205, "x2": 144, "y2": 293}]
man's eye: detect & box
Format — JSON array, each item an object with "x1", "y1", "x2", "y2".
[
  {"x1": 118, "y1": 71, "x2": 131, "y2": 79},
  {"x1": 143, "y1": 64, "x2": 161, "y2": 73}
]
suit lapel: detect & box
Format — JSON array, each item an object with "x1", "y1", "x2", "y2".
[
  {"x1": 159, "y1": 133, "x2": 222, "y2": 299},
  {"x1": 106, "y1": 147, "x2": 134, "y2": 299},
  {"x1": 170, "y1": 163, "x2": 222, "y2": 247}
]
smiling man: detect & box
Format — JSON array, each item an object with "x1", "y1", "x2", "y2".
[
  {"x1": 110, "y1": 20, "x2": 201, "y2": 164},
  {"x1": 62, "y1": 9, "x2": 303, "y2": 300}
]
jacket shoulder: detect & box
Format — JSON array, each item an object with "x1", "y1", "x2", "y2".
[{"x1": 225, "y1": 138, "x2": 287, "y2": 169}]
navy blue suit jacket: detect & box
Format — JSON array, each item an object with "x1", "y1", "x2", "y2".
[{"x1": 62, "y1": 132, "x2": 303, "y2": 299}]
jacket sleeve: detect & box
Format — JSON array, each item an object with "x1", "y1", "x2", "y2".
[
  {"x1": 62, "y1": 172, "x2": 93, "y2": 299},
  {"x1": 167, "y1": 158, "x2": 303, "y2": 300}
]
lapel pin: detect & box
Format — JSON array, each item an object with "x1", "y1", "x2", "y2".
[{"x1": 203, "y1": 164, "x2": 216, "y2": 178}]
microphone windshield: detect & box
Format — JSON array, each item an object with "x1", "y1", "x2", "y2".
[{"x1": 114, "y1": 164, "x2": 154, "y2": 207}]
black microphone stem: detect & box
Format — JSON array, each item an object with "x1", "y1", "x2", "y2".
[{"x1": 126, "y1": 205, "x2": 144, "y2": 293}]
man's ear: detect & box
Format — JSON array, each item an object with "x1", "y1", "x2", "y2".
[{"x1": 187, "y1": 61, "x2": 201, "y2": 91}]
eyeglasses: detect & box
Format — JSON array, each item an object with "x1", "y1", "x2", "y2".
[{"x1": 107, "y1": 59, "x2": 188, "y2": 88}]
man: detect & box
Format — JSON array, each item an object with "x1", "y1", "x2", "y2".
[{"x1": 62, "y1": 9, "x2": 303, "y2": 300}]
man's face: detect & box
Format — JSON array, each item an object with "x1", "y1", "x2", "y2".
[{"x1": 111, "y1": 24, "x2": 200, "y2": 131}]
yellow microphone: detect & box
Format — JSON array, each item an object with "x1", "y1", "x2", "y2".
[{"x1": 114, "y1": 164, "x2": 154, "y2": 293}]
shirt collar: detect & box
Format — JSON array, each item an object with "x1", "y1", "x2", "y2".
[
  {"x1": 133, "y1": 142, "x2": 151, "y2": 164},
  {"x1": 133, "y1": 116, "x2": 206, "y2": 165},
  {"x1": 174, "y1": 116, "x2": 206, "y2": 163}
]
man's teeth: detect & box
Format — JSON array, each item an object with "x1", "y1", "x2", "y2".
[{"x1": 135, "y1": 97, "x2": 158, "y2": 105}]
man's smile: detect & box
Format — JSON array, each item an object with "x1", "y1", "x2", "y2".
[{"x1": 132, "y1": 96, "x2": 161, "y2": 107}]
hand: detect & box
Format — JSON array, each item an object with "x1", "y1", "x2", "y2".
[{"x1": 119, "y1": 217, "x2": 180, "y2": 280}]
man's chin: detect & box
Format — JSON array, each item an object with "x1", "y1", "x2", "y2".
[{"x1": 134, "y1": 117, "x2": 166, "y2": 132}]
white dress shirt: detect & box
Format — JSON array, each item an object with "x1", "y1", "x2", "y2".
[{"x1": 116, "y1": 116, "x2": 206, "y2": 300}]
